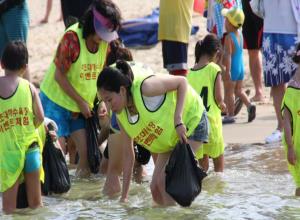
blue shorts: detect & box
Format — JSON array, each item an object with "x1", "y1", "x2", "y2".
[
  {"x1": 188, "y1": 111, "x2": 210, "y2": 143},
  {"x1": 40, "y1": 92, "x2": 85, "y2": 137},
  {"x1": 25, "y1": 142, "x2": 41, "y2": 173}
]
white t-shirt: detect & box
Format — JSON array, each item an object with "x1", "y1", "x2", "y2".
[{"x1": 263, "y1": 0, "x2": 297, "y2": 34}]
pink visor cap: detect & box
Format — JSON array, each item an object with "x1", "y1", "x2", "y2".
[{"x1": 93, "y1": 7, "x2": 118, "y2": 42}]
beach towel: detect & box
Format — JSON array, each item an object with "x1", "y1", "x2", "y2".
[{"x1": 118, "y1": 8, "x2": 199, "y2": 48}]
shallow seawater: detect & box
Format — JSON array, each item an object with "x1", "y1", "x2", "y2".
[{"x1": 1, "y1": 144, "x2": 300, "y2": 220}]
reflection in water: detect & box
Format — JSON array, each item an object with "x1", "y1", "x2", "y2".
[{"x1": 1, "y1": 144, "x2": 300, "y2": 219}]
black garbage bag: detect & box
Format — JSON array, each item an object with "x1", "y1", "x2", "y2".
[
  {"x1": 86, "y1": 114, "x2": 102, "y2": 174},
  {"x1": 16, "y1": 182, "x2": 28, "y2": 209},
  {"x1": 42, "y1": 133, "x2": 71, "y2": 195},
  {"x1": 165, "y1": 142, "x2": 207, "y2": 207}
]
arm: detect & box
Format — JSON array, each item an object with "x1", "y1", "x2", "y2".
[
  {"x1": 214, "y1": 73, "x2": 226, "y2": 112},
  {"x1": 222, "y1": 36, "x2": 232, "y2": 82},
  {"x1": 283, "y1": 107, "x2": 296, "y2": 165},
  {"x1": 54, "y1": 68, "x2": 91, "y2": 118},
  {"x1": 29, "y1": 83, "x2": 44, "y2": 128},
  {"x1": 118, "y1": 121, "x2": 134, "y2": 202},
  {"x1": 142, "y1": 75, "x2": 188, "y2": 142}
]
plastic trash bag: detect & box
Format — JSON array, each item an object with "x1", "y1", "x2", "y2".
[
  {"x1": 165, "y1": 142, "x2": 207, "y2": 207},
  {"x1": 86, "y1": 114, "x2": 102, "y2": 174},
  {"x1": 42, "y1": 132, "x2": 71, "y2": 195},
  {"x1": 16, "y1": 182, "x2": 28, "y2": 209}
]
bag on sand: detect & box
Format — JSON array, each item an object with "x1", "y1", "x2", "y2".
[
  {"x1": 42, "y1": 132, "x2": 71, "y2": 195},
  {"x1": 165, "y1": 142, "x2": 207, "y2": 207},
  {"x1": 86, "y1": 114, "x2": 102, "y2": 174}
]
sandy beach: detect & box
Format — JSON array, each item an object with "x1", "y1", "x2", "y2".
[{"x1": 3, "y1": 0, "x2": 276, "y2": 145}]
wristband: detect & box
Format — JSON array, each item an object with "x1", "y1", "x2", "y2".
[{"x1": 175, "y1": 122, "x2": 184, "y2": 129}]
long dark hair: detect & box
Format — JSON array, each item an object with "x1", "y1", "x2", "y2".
[
  {"x1": 195, "y1": 34, "x2": 221, "y2": 63},
  {"x1": 97, "y1": 60, "x2": 134, "y2": 95},
  {"x1": 79, "y1": 0, "x2": 122, "y2": 39}
]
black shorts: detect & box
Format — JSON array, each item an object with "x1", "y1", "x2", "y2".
[
  {"x1": 61, "y1": 0, "x2": 92, "y2": 28},
  {"x1": 162, "y1": 40, "x2": 188, "y2": 71},
  {"x1": 242, "y1": 0, "x2": 264, "y2": 49}
]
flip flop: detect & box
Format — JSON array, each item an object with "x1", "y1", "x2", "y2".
[{"x1": 234, "y1": 89, "x2": 250, "y2": 116}]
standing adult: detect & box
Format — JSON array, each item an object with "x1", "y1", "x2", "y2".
[
  {"x1": 263, "y1": 0, "x2": 298, "y2": 144},
  {"x1": 158, "y1": 0, "x2": 194, "y2": 76},
  {"x1": 39, "y1": 0, "x2": 121, "y2": 177},
  {"x1": 0, "y1": 0, "x2": 30, "y2": 80},
  {"x1": 242, "y1": 0, "x2": 264, "y2": 102}
]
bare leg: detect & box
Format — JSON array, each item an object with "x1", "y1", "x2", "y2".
[
  {"x1": 103, "y1": 134, "x2": 123, "y2": 197},
  {"x1": 199, "y1": 154, "x2": 209, "y2": 172},
  {"x1": 224, "y1": 80, "x2": 235, "y2": 116},
  {"x1": 248, "y1": 49, "x2": 263, "y2": 101},
  {"x1": 58, "y1": 136, "x2": 67, "y2": 155},
  {"x1": 235, "y1": 81, "x2": 251, "y2": 107},
  {"x1": 213, "y1": 154, "x2": 224, "y2": 172},
  {"x1": 271, "y1": 84, "x2": 286, "y2": 131},
  {"x1": 40, "y1": 0, "x2": 52, "y2": 23},
  {"x1": 100, "y1": 157, "x2": 109, "y2": 174},
  {"x1": 71, "y1": 129, "x2": 90, "y2": 178},
  {"x1": 150, "y1": 152, "x2": 174, "y2": 206},
  {"x1": 67, "y1": 137, "x2": 77, "y2": 165},
  {"x1": 25, "y1": 170, "x2": 42, "y2": 209},
  {"x1": 2, "y1": 179, "x2": 19, "y2": 214}
]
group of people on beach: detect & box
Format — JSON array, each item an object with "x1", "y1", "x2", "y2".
[{"x1": 1, "y1": 0, "x2": 300, "y2": 215}]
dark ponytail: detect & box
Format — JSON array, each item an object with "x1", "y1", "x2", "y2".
[
  {"x1": 105, "y1": 39, "x2": 133, "y2": 66},
  {"x1": 292, "y1": 43, "x2": 300, "y2": 64},
  {"x1": 195, "y1": 34, "x2": 221, "y2": 63},
  {"x1": 97, "y1": 60, "x2": 134, "y2": 94}
]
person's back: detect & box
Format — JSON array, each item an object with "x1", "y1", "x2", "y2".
[
  {"x1": 187, "y1": 34, "x2": 225, "y2": 172},
  {"x1": 0, "y1": 41, "x2": 44, "y2": 214}
]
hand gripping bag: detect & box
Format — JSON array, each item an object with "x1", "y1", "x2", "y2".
[{"x1": 165, "y1": 142, "x2": 207, "y2": 207}]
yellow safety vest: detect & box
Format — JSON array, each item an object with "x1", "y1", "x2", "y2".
[
  {"x1": 0, "y1": 78, "x2": 43, "y2": 192},
  {"x1": 282, "y1": 86, "x2": 300, "y2": 187},
  {"x1": 40, "y1": 23, "x2": 108, "y2": 112},
  {"x1": 117, "y1": 73, "x2": 205, "y2": 153},
  {"x1": 188, "y1": 62, "x2": 224, "y2": 158}
]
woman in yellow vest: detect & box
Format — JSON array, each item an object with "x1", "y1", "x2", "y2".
[
  {"x1": 97, "y1": 60, "x2": 209, "y2": 205},
  {"x1": 39, "y1": 0, "x2": 121, "y2": 177},
  {"x1": 187, "y1": 34, "x2": 226, "y2": 172},
  {"x1": 282, "y1": 43, "x2": 300, "y2": 196},
  {"x1": 0, "y1": 41, "x2": 44, "y2": 214}
]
